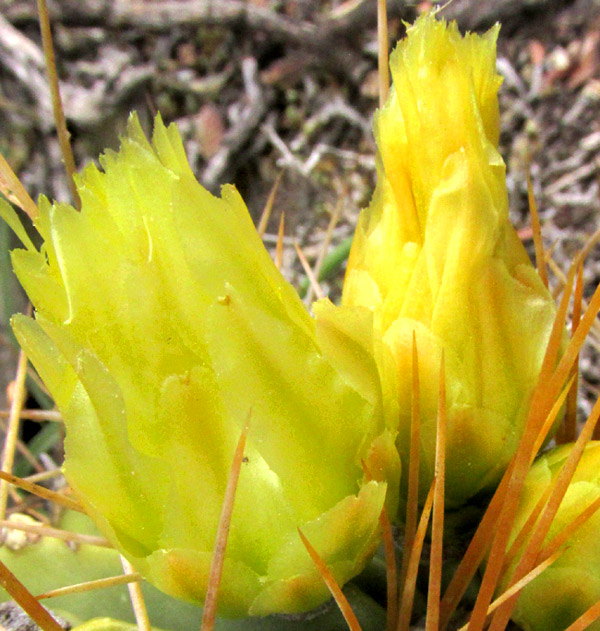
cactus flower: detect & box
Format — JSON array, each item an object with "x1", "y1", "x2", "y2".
[
  {"x1": 503, "y1": 442, "x2": 600, "y2": 631},
  {"x1": 1, "y1": 114, "x2": 401, "y2": 616},
  {"x1": 342, "y1": 15, "x2": 559, "y2": 507}
]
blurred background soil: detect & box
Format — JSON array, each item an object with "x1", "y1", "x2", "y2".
[{"x1": 0, "y1": 0, "x2": 600, "y2": 423}]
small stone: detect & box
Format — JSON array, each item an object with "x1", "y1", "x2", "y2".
[{"x1": 0, "y1": 601, "x2": 71, "y2": 631}]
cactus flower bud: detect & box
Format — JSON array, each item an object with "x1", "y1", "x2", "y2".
[
  {"x1": 2, "y1": 114, "x2": 400, "y2": 616},
  {"x1": 503, "y1": 442, "x2": 600, "y2": 631},
  {"x1": 342, "y1": 15, "x2": 559, "y2": 507}
]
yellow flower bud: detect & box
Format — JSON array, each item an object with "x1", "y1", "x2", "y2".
[
  {"x1": 343, "y1": 14, "x2": 559, "y2": 507},
  {"x1": 503, "y1": 442, "x2": 600, "y2": 631},
  {"x1": 3, "y1": 114, "x2": 400, "y2": 616}
]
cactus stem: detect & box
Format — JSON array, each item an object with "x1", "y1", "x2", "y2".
[
  {"x1": 297, "y1": 527, "x2": 362, "y2": 631},
  {"x1": 201, "y1": 412, "x2": 250, "y2": 631}
]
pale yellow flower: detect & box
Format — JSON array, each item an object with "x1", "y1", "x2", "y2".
[
  {"x1": 343, "y1": 14, "x2": 559, "y2": 507},
  {"x1": 1, "y1": 114, "x2": 400, "y2": 616}
]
